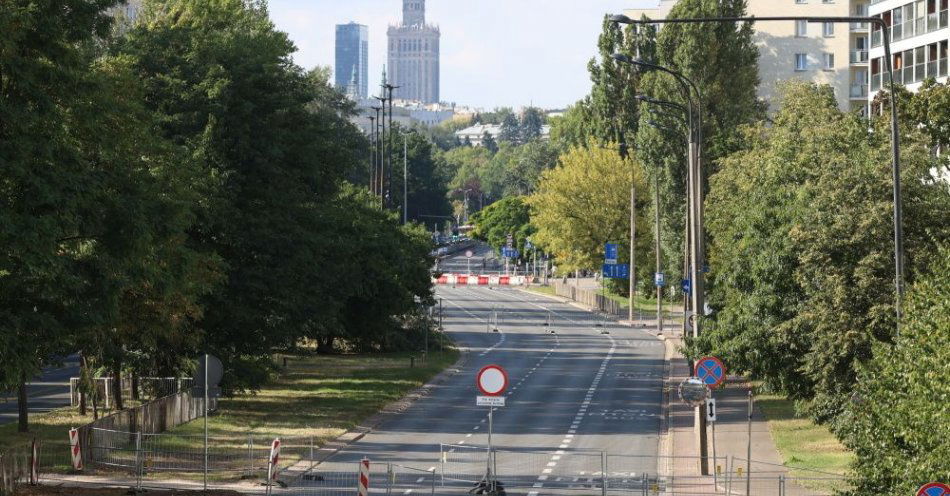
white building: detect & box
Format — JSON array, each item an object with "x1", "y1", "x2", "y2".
[
  {"x1": 454, "y1": 124, "x2": 552, "y2": 146},
  {"x1": 626, "y1": 0, "x2": 872, "y2": 114},
  {"x1": 868, "y1": 0, "x2": 949, "y2": 98}
]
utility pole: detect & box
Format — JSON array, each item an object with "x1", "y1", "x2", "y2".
[
  {"x1": 374, "y1": 96, "x2": 387, "y2": 208},
  {"x1": 403, "y1": 134, "x2": 408, "y2": 224},
  {"x1": 629, "y1": 184, "x2": 636, "y2": 324},
  {"x1": 655, "y1": 172, "x2": 663, "y2": 336},
  {"x1": 368, "y1": 115, "x2": 377, "y2": 194},
  {"x1": 383, "y1": 83, "x2": 400, "y2": 209}
]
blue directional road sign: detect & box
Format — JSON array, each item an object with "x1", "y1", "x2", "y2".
[
  {"x1": 604, "y1": 243, "x2": 619, "y2": 265},
  {"x1": 502, "y1": 248, "x2": 519, "y2": 259},
  {"x1": 681, "y1": 279, "x2": 691, "y2": 294},
  {"x1": 694, "y1": 357, "x2": 726, "y2": 387},
  {"x1": 655, "y1": 272, "x2": 666, "y2": 288},
  {"x1": 602, "y1": 264, "x2": 629, "y2": 279}
]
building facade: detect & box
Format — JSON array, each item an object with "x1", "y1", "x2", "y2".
[
  {"x1": 869, "y1": 0, "x2": 949, "y2": 98},
  {"x1": 625, "y1": 0, "x2": 872, "y2": 114},
  {"x1": 335, "y1": 23, "x2": 369, "y2": 99},
  {"x1": 388, "y1": 0, "x2": 441, "y2": 103}
]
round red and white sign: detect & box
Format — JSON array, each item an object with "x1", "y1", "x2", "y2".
[
  {"x1": 466, "y1": 250, "x2": 474, "y2": 258},
  {"x1": 477, "y1": 365, "x2": 508, "y2": 396}
]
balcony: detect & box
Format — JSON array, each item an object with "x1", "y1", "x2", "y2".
[
  {"x1": 851, "y1": 21, "x2": 869, "y2": 31},
  {"x1": 870, "y1": 11, "x2": 949, "y2": 48},
  {"x1": 850, "y1": 84, "x2": 869, "y2": 98},
  {"x1": 851, "y1": 50, "x2": 870, "y2": 64}
]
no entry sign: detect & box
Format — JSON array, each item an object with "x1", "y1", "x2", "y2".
[
  {"x1": 918, "y1": 483, "x2": 950, "y2": 496},
  {"x1": 695, "y1": 356, "x2": 726, "y2": 387},
  {"x1": 477, "y1": 365, "x2": 508, "y2": 396}
]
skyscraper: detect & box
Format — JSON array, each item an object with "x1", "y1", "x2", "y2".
[
  {"x1": 335, "y1": 22, "x2": 369, "y2": 99},
  {"x1": 388, "y1": 0, "x2": 441, "y2": 103}
]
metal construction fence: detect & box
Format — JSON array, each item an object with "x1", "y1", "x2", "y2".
[
  {"x1": 69, "y1": 377, "x2": 195, "y2": 408},
  {"x1": 3, "y1": 437, "x2": 852, "y2": 495},
  {"x1": 437, "y1": 444, "x2": 851, "y2": 496}
]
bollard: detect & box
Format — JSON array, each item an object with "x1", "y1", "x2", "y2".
[
  {"x1": 779, "y1": 474, "x2": 786, "y2": 496},
  {"x1": 601, "y1": 451, "x2": 608, "y2": 496}
]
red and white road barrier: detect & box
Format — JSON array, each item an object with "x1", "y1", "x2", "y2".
[
  {"x1": 68, "y1": 428, "x2": 82, "y2": 471},
  {"x1": 433, "y1": 274, "x2": 526, "y2": 286},
  {"x1": 267, "y1": 438, "x2": 281, "y2": 480},
  {"x1": 358, "y1": 457, "x2": 370, "y2": 496},
  {"x1": 30, "y1": 438, "x2": 38, "y2": 485}
]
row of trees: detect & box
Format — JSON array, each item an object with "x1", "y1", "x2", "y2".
[
  {"x1": 467, "y1": 0, "x2": 950, "y2": 491},
  {"x1": 0, "y1": 0, "x2": 438, "y2": 431}
]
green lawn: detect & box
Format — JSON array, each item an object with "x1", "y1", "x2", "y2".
[
  {"x1": 0, "y1": 348, "x2": 458, "y2": 455},
  {"x1": 170, "y1": 349, "x2": 459, "y2": 442},
  {"x1": 756, "y1": 392, "x2": 854, "y2": 492}
]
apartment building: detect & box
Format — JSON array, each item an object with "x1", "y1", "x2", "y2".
[
  {"x1": 869, "y1": 0, "x2": 949, "y2": 97},
  {"x1": 625, "y1": 0, "x2": 872, "y2": 113}
]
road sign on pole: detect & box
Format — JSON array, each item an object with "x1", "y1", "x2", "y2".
[
  {"x1": 705, "y1": 398, "x2": 717, "y2": 422},
  {"x1": 477, "y1": 365, "x2": 508, "y2": 396},
  {"x1": 918, "y1": 483, "x2": 950, "y2": 496},
  {"x1": 681, "y1": 279, "x2": 691, "y2": 294},
  {"x1": 477, "y1": 396, "x2": 506, "y2": 407},
  {"x1": 602, "y1": 264, "x2": 629, "y2": 279},
  {"x1": 695, "y1": 357, "x2": 727, "y2": 388},
  {"x1": 655, "y1": 272, "x2": 666, "y2": 288},
  {"x1": 466, "y1": 250, "x2": 474, "y2": 258},
  {"x1": 605, "y1": 243, "x2": 619, "y2": 265}
]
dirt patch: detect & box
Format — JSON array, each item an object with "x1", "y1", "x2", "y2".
[{"x1": 16, "y1": 486, "x2": 243, "y2": 496}]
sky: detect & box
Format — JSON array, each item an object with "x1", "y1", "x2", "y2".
[{"x1": 268, "y1": 0, "x2": 657, "y2": 110}]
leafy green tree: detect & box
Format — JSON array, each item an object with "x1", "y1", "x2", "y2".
[
  {"x1": 499, "y1": 112, "x2": 521, "y2": 144},
  {"x1": 121, "y1": 0, "x2": 364, "y2": 390},
  {"x1": 519, "y1": 107, "x2": 545, "y2": 142},
  {"x1": 471, "y1": 197, "x2": 534, "y2": 258},
  {"x1": 838, "y1": 243, "x2": 950, "y2": 495},
  {"x1": 498, "y1": 141, "x2": 559, "y2": 196},
  {"x1": 696, "y1": 82, "x2": 950, "y2": 425},
  {"x1": 905, "y1": 79, "x2": 950, "y2": 155},
  {"x1": 482, "y1": 131, "x2": 499, "y2": 153},
  {"x1": 527, "y1": 142, "x2": 650, "y2": 275},
  {"x1": 634, "y1": 0, "x2": 764, "y2": 308},
  {"x1": 387, "y1": 126, "x2": 453, "y2": 224},
  {"x1": 0, "y1": 0, "x2": 123, "y2": 431}
]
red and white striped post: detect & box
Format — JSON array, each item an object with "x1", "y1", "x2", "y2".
[
  {"x1": 29, "y1": 438, "x2": 38, "y2": 485},
  {"x1": 266, "y1": 438, "x2": 281, "y2": 496},
  {"x1": 68, "y1": 428, "x2": 83, "y2": 471},
  {"x1": 358, "y1": 457, "x2": 370, "y2": 496}
]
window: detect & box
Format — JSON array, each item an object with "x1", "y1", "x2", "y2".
[
  {"x1": 796, "y1": 0, "x2": 806, "y2": 3},
  {"x1": 824, "y1": 22, "x2": 835, "y2": 36},
  {"x1": 796, "y1": 20, "x2": 808, "y2": 36},
  {"x1": 796, "y1": 53, "x2": 809, "y2": 71},
  {"x1": 824, "y1": 53, "x2": 836, "y2": 69}
]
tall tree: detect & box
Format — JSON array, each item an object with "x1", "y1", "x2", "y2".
[
  {"x1": 499, "y1": 112, "x2": 521, "y2": 144},
  {"x1": 527, "y1": 142, "x2": 650, "y2": 274},
  {"x1": 0, "y1": 0, "x2": 122, "y2": 431},
  {"x1": 519, "y1": 107, "x2": 545, "y2": 142},
  {"x1": 121, "y1": 0, "x2": 363, "y2": 390},
  {"x1": 695, "y1": 82, "x2": 950, "y2": 425},
  {"x1": 387, "y1": 126, "x2": 453, "y2": 224}
]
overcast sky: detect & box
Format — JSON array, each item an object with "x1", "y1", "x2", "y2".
[{"x1": 268, "y1": 0, "x2": 657, "y2": 110}]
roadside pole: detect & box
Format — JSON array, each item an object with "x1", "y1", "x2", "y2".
[
  {"x1": 746, "y1": 390, "x2": 753, "y2": 496},
  {"x1": 629, "y1": 185, "x2": 636, "y2": 324},
  {"x1": 203, "y1": 353, "x2": 208, "y2": 491},
  {"x1": 476, "y1": 366, "x2": 507, "y2": 495}
]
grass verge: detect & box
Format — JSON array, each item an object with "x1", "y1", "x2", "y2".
[
  {"x1": 0, "y1": 348, "x2": 459, "y2": 455},
  {"x1": 170, "y1": 349, "x2": 459, "y2": 443},
  {"x1": 756, "y1": 392, "x2": 853, "y2": 493},
  {"x1": 525, "y1": 285, "x2": 683, "y2": 318}
]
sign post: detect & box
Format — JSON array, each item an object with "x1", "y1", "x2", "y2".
[
  {"x1": 476, "y1": 365, "x2": 508, "y2": 494},
  {"x1": 466, "y1": 250, "x2": 474, "y2": 274},
  {"x1": 68, "y1": 428, "x2": 83, "y2": 471},
  {"x1": 266, "y1": 438, "x2": 282, "y2": 495},
  {"x1": 706, "y1": 398, "x2": 718, "y2": 484}
]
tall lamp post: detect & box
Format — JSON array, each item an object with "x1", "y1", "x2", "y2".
[
  {"x1": 383, "y1": 83, "x2": 401, "y2": 209},
  {"x1": 374, "y1": 95, "x2": 388, "y2": 208},
  {"x1": 609, "y1": 13, "x2": 906, "y2": 325},
  {"x1": 614, "y1": 50, "x2": 710, "y2": 474}
]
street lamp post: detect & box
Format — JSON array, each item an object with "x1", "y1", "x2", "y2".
[
  {"x1": 614, "y1": 52, "x2": 709, "y2": 475},
  {"x1": 610, "y1": 13, "x2": 906, "y2": 325},
  {"x1": 384, "y1": 84, "x2": 401, "y2": 210},
  {"x1": 368, "y1": 115, "x2": 377, "y2": 195},
  {"x1": 374, "y1": 96, "x2": 388, "y2": 208}
]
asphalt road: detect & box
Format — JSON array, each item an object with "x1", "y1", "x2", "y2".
[
  {"x1": 0, "y1": 355, "x2": 80, "y2": 426},
  {"x1": 294, "y1": 252, "x2": 665, "y2": 495}
]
